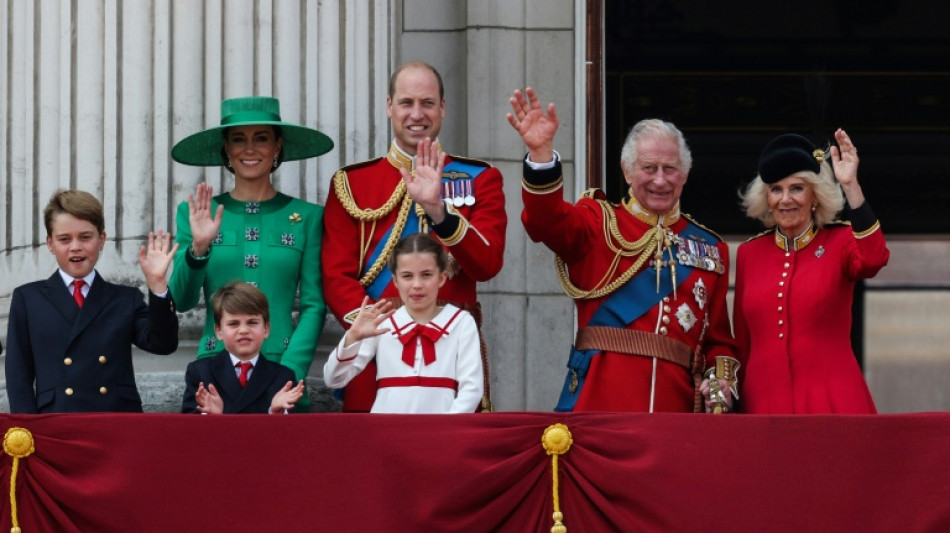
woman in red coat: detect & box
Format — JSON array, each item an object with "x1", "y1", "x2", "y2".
[{"x1": 734, "y1": 129, "x2": 889, "y2": 414}]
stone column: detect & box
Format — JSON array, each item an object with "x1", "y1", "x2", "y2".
[{"x1": 0, "y1": 0, "x2": 394, "y2": 412}]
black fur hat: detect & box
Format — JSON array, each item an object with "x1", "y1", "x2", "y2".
[{"x1": 757, "y1": 133, "x2": 822, "y2": 184}]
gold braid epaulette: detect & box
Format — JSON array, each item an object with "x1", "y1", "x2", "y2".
[
  {"x1": 745, "y1": 228, "x2": 774, "y2": 243},
  {"x1": 332, "y1": 168, "x2": 407, "y2": 221},
  {"x1": 579, "y1": 188, "x2": 603, "y2": 200},
  {"x1": 682, "y1": 212, "x2": 725, "y2": 242},
  {"x1": 555, "y1": 199, "x2": 662, "y2": 300},
  {"x1": 331, "y1": 168, "x2": 414, "y2": 287}
]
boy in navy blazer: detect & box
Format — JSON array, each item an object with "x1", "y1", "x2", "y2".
[
  {"x1": 5, "y1": 190, "x2": 179, "y2": 413},
  {"x1": 181, "y1": 282, "x2": 305, "y2": 414}
]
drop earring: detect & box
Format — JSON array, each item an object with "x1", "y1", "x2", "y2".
[
  {"x1": 273, "y1": 152, "x2": 280, "y2": 169},
  {"x1": 811, "y1": 202, "x2": 818, "y2": 212}
]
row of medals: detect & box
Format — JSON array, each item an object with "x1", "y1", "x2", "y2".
[
  {"x1": 441, "y1": 178, "x2": 476, "y2": 206},
  {"x1": 672, "y1": 233, "x2": 725, "y2": 274}
]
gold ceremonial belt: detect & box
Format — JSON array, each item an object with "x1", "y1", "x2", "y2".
[{"x1": 575, "y1": 326, "x2": 692, "y2": 370}]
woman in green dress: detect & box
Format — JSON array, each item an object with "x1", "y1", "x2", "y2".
[{"x1": 170, "y1": 96, "x2": 333, "y2": 411}]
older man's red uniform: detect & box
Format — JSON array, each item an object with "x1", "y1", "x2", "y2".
[{"x1": 521, "y1": 159, "x2": 736, "y2": 412}]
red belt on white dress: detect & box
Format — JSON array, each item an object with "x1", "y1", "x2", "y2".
[{"x1": 377, "y1": 377, "x2": 459, "y2": 391}]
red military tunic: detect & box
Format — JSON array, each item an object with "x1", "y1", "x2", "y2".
[
  {"x1": 521, "y1": 159, "x2": 736, "y2": 412},
  {"x1": 734, "y1": 203, "x2": 889, "y2": 414},
  {"x1": 322, "y1": 142, "x2": 507, "y2": 411}
]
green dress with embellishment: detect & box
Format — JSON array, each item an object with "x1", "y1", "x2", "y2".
[{"x1": 170, "y1": 192, "x2": 325, "y2": 408}]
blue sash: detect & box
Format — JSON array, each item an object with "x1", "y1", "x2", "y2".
[
  {"x1": 554, "y1": 220, "x2": 717, "y2": 412},
  {"x1": 363, "y1": 215, "x2": 420, "y2": 298},
  {"x1": 361, "y1": 160, "x2": 488, "y2": 298}
]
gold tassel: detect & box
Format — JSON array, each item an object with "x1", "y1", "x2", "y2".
[
  {"x1": 654, "y1": 227, "x2": 663, "y2": 293},
  {"x1": 542, "y1": 423, "x2": 574, "y2": 533},
  {"x1": 415, "y1": 203, "x2": 429, "y2": 234},
  {"x1": 653, "y1": 225, "x2": 678, "y2": 298},
  {"x1": 664, "y1": 230, "x2": 677, "y2": 300},
  {"x1": 4, "y1": 427, "x2": 35, "y2": 533}
]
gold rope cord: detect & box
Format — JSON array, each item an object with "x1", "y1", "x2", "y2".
[
  {"x1": 357, "y1": 219, "x2": 377, "y2": 272},
  {"x1": 358, "y1": 194, "x2": 413, "y2": 287},
  {"x1": 332, "y1": 169, "x2": 407, "y2": 222},
  {"x1": 542, "y1": 423, "x2": 573, "y2": 533},
  {"x1": 330, "y1": 168, "x2": 415, "y2": 288},
  {"x1": 555, "y1": 200, "x2": 665, "y2": 300},
  {"x1": 4, "y1": 427, "x2": 35, "y2": 533}
]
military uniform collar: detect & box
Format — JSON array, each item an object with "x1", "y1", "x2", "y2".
[
  {"x1": 774, "y1": 223, "x2": 819, "y2": 251},
  {"x1": 386, "y1": 140, "x2": 442, "y2": 172},
  {"x1": 622, "y1": 196, "x2": 680, "y2": 226}
]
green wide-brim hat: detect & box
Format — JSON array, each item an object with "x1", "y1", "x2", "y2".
[{"x1": 171, "y1": 96, "x2": 334, "y2": 166}]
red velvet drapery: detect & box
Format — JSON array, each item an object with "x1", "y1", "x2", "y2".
[{"x1": 2, "y1": 412, "x2": 948, "y2": 532}]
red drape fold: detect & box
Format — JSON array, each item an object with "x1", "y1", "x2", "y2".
[{"x1": 2, "y1": 412, "x2": 949, "y2": 532}]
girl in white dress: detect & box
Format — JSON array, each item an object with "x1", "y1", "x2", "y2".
[{"x1": 323, "y1": 233, "x2": 484, "y2": 413}]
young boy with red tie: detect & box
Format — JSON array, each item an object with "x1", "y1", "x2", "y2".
[
  {"x1": 5, "y1": 189, "x2": 179, "y2": 413},
  {"x1": 181, "y1": 281, "x2": 305, "y2": 414}
]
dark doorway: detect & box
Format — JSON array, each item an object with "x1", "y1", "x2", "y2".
[{"x1": 604, "y1": 0, "x2": 950, "y2": 235}]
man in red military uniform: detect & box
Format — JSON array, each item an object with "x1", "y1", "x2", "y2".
[
  {"x1": 322, "y1": 61, "x2": 507, "y2": 411},
  {"x1": 507, "y1": 87, "x2": 737, "y2": 413}
]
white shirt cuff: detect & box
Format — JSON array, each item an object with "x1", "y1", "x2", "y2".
[{"x1": 525, "y1": 150, "x2": 560, "y2": 170}]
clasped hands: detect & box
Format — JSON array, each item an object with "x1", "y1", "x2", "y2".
[{"x1": 195, "y1": 379, "x2": 306, "y2": 415}]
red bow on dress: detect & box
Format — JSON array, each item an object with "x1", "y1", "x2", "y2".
[{"x1": 397, "y1": 324, "x2": 445, "y2": 367}]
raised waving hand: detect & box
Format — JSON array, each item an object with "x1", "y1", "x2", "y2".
[{"x1": 507, "y1": 87, "x2": 560, "y2": 163}]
